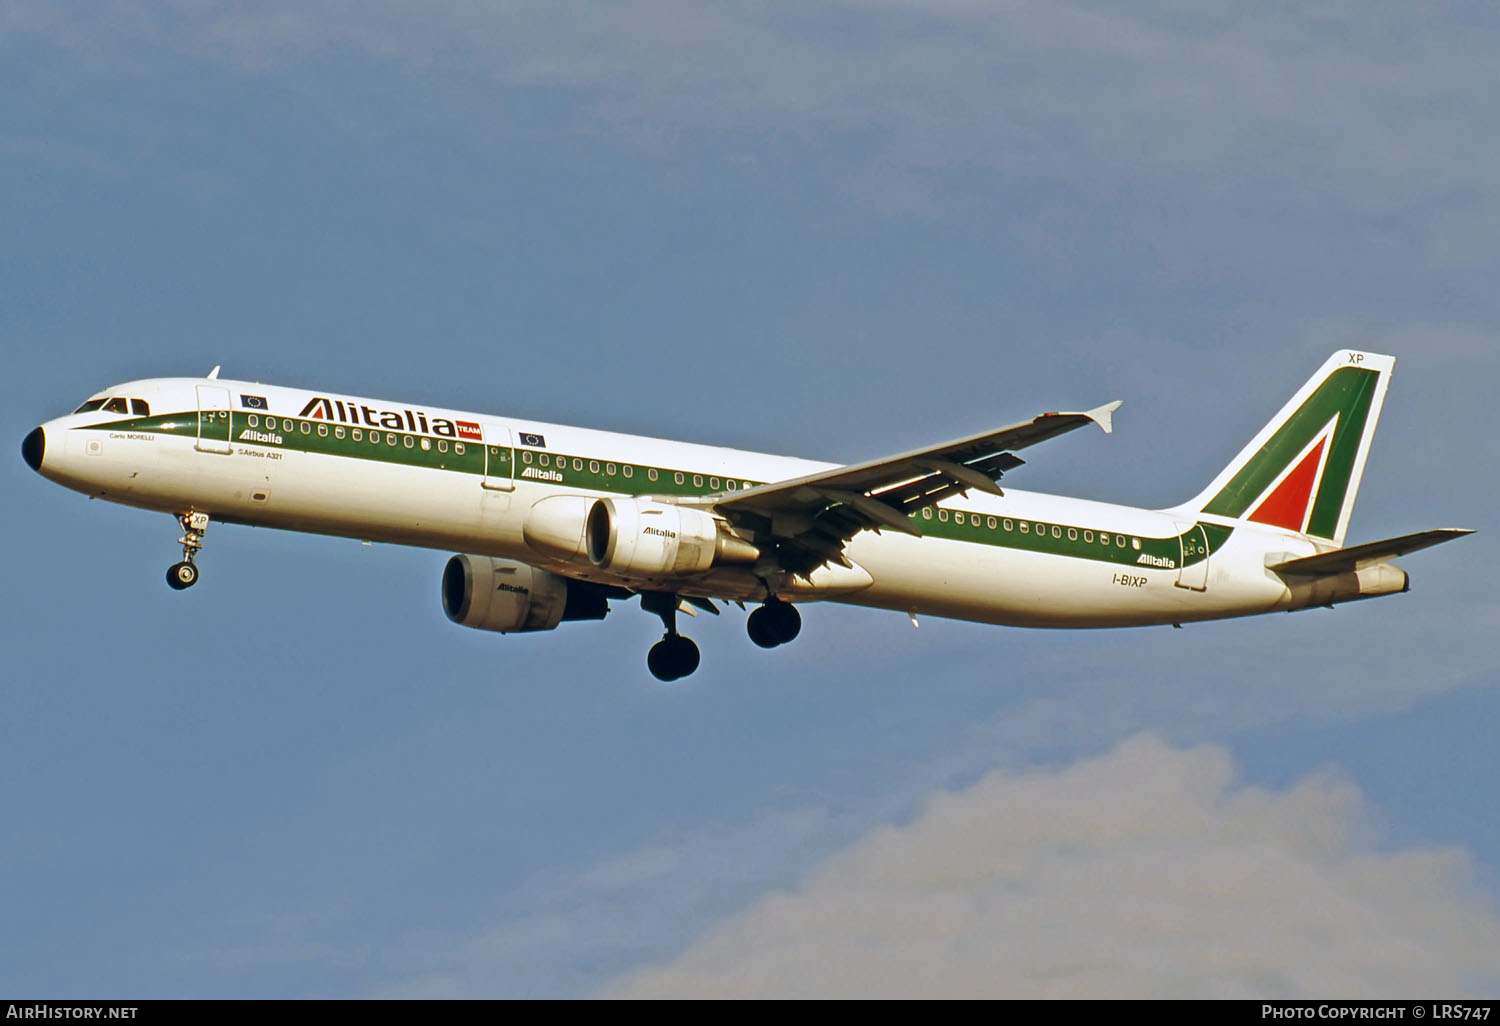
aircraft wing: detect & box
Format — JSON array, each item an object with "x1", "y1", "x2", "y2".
[
  {"x1": 710, "y1": 402, "x2": 1122, "y2": 574},
  {"x1": 1267, "y1": 528, "x2": 1474, "y2": 577}
]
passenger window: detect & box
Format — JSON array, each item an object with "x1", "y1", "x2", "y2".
[
  {"x1": 573, "y1": 459, "x2": 583, "y2": 472},
  {"x1": 1132, "y1": 538, "x2": 1142, "y2": 550},
  {"x1": 522, "y1": 451, "x2": 532, "y2": 464},
  {"x1": 266, "y1": 418, "x2": 277, "y2": 430},
  {"x1": 987, "y1": 517, "x2": 997, "y2": 530},
  {"x1": 1067, "y1": 528, "x2": 1077, "y2": 541},
  {"x1": 131, "y1": 399, "x2": 150, "y2": 416},
  {"x1": 455, "y1": 442, "x2": 465, "y2": 454},
  {"x1": 693, "y1": 475, "x2": 703, "y2": 488},
  {"x1": 589, "y1": 460, "x2": 600, "y2": 474},
  {"x1": 300, "y1": 423, "x2": 310, "y2": 435},
  {"x1": 1116, "y1": 535, "x2": 1125, "y2": 547},
  {"x1": 1051, "y1": 526, "x2": 1061, "y2": 539},
  {"x1": 709, "y1": 477, "x2": 719, "y2": 490},
  {"x1": 1019, "y1": 522, "x2": 1029, "y2": 534},
  {"x1": 1003, "y1": 519, "x2": 1013, "y2": 531},
  {"x1": 1084, "y1": 531, "x2": 1093, "y2": 543},
  {"x1": 336, "y1": 426, "x2": 346, "y2": 439},
  {"x1": 607, "y1": 463, "x2": 616, "y2": 475},
  {"x1": 404, "y1": 436, "x2": 414, "y2": 448},
  {"x1": 248, "y1": 415, "x2": 259, "y2": 428},
  {"x1": 318, "y1": 425, "x2": 328, "y2": 437},
  {"x1": 437, "y1": 439, "x2": 446, "y2": 452},
  {"x1": 623, "y1": 466, "x2": 633, "y2": 478},
  {"x1": 922, "y1": 508, "x2": 932, "y2": 520},
  {"x1": 74, "y1": 399, "x2": 108, "y2": 413},
  {"x1": 725, "y1": 479, "x2": 735, "y2": 490},
  {"x1": 938, "y1": 510, "x2": 948, "y2": 522},
  {"x1": 648, "y1": 469, "x2": 658, "y2": 482},
  {"x1": 353, "y1": 428, "x2": 362, "y2": 441},
  {"x1": 104, "y1": 398, "x2": 129, "y2": 414},
  {"x1": 674, "y1": 472, "x2": 684, "y2": 485}
]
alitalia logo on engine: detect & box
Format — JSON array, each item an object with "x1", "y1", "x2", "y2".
[
  {"x1": 1137, "y1": 553, "x2": 1176, "y2": 568},
  {"x1": 298, "y1": 396, "x2": 481, "y2": 439}
]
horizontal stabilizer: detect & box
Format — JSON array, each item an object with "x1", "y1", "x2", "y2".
[{"x1": 1268, "y1": 528, "x2": 1473, "y2": 577}]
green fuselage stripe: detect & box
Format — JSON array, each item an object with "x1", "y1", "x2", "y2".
[{"x1": 87, "y1": 411, "x2": 1228, "y2": 571}]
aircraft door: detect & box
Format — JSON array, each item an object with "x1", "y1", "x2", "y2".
[
  {"x1": 1175, "y1": 521, "x2": 1210, "y2": 591},
  {"x1": 196, "y1": 385, "x2": 233, "y2": 454},
  {"x1": 482, "y1": 424, "x2": 515, "y2": 492}
]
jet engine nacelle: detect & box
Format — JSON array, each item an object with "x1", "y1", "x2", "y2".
[
  {"x1": 442, "y1": 554, "x2": 607, "y2": 633},
  {"x1": 586, "y1": 497, "x2": 759, "y2": 577}
]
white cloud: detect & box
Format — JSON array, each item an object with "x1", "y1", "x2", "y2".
[
  {"x1": 370, "y1": 805, "x2": 852, "y2": 998},
  {"x1": 605, "y1": 734, "x2": 1500, "y2": 998}
]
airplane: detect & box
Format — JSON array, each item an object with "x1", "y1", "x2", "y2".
[{"x1": 21, "y1": 350, "x2": 1471, "y2": 681}]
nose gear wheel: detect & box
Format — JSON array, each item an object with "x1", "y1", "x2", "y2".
[{"x1": 166, "y1": 511, "x2": 209, "y2": 590}]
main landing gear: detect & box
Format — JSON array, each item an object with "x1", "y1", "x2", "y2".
[
  {"x1": 639, "y1": 594, "x2": 805, "y2": 682},
  {"x1": 642, "y1": 592, "x2": 701, "y2": 683},
  {"x1": 166, "y1": 511, "x2": 209, "y2": 591},
  {"x1": 747, "y1": 599, "x2": 801, "y2": 649}
]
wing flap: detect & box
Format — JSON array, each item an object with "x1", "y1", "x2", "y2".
[
  {"x1": 1268, "y1": 528, "x2": 1473, "y2": 576},
  {"x1": 712, "y1": 402, "x2": 1121, "y2": 573}
]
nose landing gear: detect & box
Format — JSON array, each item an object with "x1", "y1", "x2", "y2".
[{"x1": 166, "y1": 511, "x2": 209, "y2": 591}]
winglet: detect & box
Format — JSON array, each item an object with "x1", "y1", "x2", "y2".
[{"x1": 1085, "y1": 400, "x2": 1123, "y2": 435}]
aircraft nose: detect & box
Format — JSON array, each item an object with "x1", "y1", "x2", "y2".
[{"x1": 22, "y1": 426, "x2": 44, "y2": 472}]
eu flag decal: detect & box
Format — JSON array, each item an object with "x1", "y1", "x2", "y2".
[
  {"x1": 240, "y1": 394, "x2": 268, "y2": 410},
  {"x1": 519, "y1": 432, "x2": 547, "y2": 448}
]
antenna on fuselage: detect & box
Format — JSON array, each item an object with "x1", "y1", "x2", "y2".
[{"x1": 206, "y1": 365, "x2": 221, "y2": 379}]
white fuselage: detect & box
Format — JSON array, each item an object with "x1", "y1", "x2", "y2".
[{"x1": 30, "y1": 376, "x2": 1355, "y2": 630}]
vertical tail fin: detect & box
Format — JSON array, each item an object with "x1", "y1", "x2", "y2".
[{"x1": 1177, "y1": 351, "x2": 1394, "y2": 547}]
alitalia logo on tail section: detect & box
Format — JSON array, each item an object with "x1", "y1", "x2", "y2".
[
  {"x1": 1244, "y1": 420, "x2": 1335, "y2": 533},
  {"x1": 1200, "y1": 363, "x2": 1382, "y2": 541},
  {"x1": 298, "y1": 397, "x2": 481, "y2": 440}
]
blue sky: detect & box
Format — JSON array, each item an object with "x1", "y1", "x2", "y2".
[{"x1": 3, "y1": 2, "x2": 1497, "y2": 997}]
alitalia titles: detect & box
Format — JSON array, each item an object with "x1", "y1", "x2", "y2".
[
  {"x1": 239, "y1": 429, "x2": 284, "y2": 444},
  {"x1": 298, "y1": 397, "x2": 481, "y2": 440},
  {"x1": 521, "y1": 467, "x2": 564, "y2": 482},
  {"x1": 1137, "y1": 552, "x2": 1176, "y2": 568}
]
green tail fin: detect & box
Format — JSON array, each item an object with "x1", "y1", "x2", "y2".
[{"x1": 1179, "y1": 351, "x2": 1394, "y2": 546}]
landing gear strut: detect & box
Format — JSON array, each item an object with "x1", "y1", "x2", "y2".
[
  {"x1": 166, "y1": 511, "x2": 209, "y2": 591},
  {"x1": 641, "y1": 592, "x2": 700, "y2": 682},
  {"x1": 747, "y1": 599, "x2": 801, "y2": 648}
]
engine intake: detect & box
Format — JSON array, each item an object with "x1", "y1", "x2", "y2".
[
  {"x1": 442, "y1": 555, "x2": 608, "y2": 633},
  {"x1": 586, "y1": 498, "x2": 758, "y2": 577}
]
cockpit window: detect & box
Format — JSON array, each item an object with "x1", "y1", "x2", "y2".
[
  {"x1": 74, "y1": 399, "x2": 108, "y2": 413},
  {"x1": 131, "y1": 399, "x2": 150, "y2": 416},
  {"x1": 103, "y1": 398, "x2": 130, "y2": 414}
]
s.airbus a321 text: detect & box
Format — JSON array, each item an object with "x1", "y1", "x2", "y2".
[{"x1": 22, "y1": 351, "x2": 1470, "y2": 681}]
